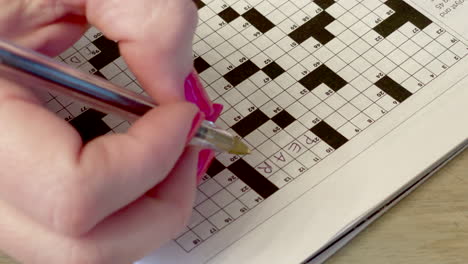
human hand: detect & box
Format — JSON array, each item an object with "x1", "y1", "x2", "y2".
[{"x1": 0, "y1": 0, "x2": 221, "y2": 263}]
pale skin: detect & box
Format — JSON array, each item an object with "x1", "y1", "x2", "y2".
[{"x1": 0, "y1": 0, "x2": 205, "y2": 263}]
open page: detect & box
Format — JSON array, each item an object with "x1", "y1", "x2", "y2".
[{"x1": 38, "y1": 0, "x2": 468, "y2": 263}]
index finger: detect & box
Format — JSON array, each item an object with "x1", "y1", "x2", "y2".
[{"x1": 70, "y1": 0, "x2": 199, "y2": 103}]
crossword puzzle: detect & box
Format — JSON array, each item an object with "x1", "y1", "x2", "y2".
[{"x1": 39, "y1": 0, "x2": 468, "y2": 252}]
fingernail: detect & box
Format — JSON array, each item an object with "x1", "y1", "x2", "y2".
[
  {"x1": 208, "y1": 103, "x2": 224, "y2": 122},
  {"x1": 185, "y1": 71, "x2": 215, "y2": 118},
  {"x1": 197, "y1": 149, "x2": 215, "y2": 184},
  {"x1": 186, "y1": 111, "x2": 205, "y2": 144}
]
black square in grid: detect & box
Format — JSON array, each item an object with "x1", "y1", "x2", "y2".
[
  {"x1": 224, "y1": 60, "x2": 260, "y2": 86},
  {"x1": 206, "y1": 158, "x2": 226, "y2": 177},
  {"x1": 310, "y1": 121, "x2": 348, "y2": 150},
  {"x1": 289, "y1": 11, "x2": 335, "y2": 45},
  {"x1": 242, "y1": 8, "x2": 275, "y2": 33},
  {"x1": 69, "y1": 109, "x2": 111, "y2": 143},
  {"x1": 262, "y1": 62, "x2": 285, "y2": 80},
  {"x1": 314, "y1": 0, "x2": 335, "y2": 9},
  {"x1": 193, "y1": 0, "x2": 205, "y2": 9},
  {"x1": 194, "y1": 56, "x2": 210, "y2": 73},
  {"x1": 89, "y1": 36, "x2": 120, "y2": 69},
  {"x1": 218, "y1": 7, "x2": 240, "y2": 23},
  {"x1": 231, "y1": 109, "x2": 269, "y2": 137},
  {"x1": 272, "y1": 110, "x2": 295, "y2": 129},
  {"x1": 299, "y1": 64, "x2": 347, "y2": 92},
  {"x1": 375, "y1": 76, "x2": 412, "y2": 103}
]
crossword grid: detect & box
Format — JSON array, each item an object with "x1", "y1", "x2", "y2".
[{"x1": 37, "y1": 0, "x2": 468, "y2": 252}]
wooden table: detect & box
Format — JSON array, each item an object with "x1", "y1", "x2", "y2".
[{"x1": 1, "y1": 150, "x2": 467, "y2": 264}]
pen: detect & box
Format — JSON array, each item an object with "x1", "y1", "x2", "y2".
[{"x1": 0, "y1": 38, "x2": 250, "y2": 155}]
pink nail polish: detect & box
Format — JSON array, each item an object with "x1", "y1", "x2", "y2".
[
  {"x1": 208, "y1": 103, "x2": 224, "y2": 122},
  {"x1": 186, "y1": 112, "x2": 205, "y2": 144},
  {"x1": 197, "y1": 149, "x2": 215, "y2": 184},
  {"x1": 184, "y1": 71, "x2": 215, "y2": 118}
]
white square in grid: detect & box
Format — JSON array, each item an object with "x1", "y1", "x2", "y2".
[
  {"x1": 45, "y1": 99, "x2": 63, "y2": 112},
  {"x1": 361, "y1": 12, "x2": 381, "y2": 28},
  {"x1": 249, "y1": 89, "x2": 270, "y2": 107},
  {"x1": 287, "y1": 141, "x2": 308, "y2": 160},
  {"x1": 239, "y1": 190, "x2": 263, "y2": 209},
  {"x1": 193, "y1": 40, "x2": 212, "y2": 56},
  {"x1": 398, "y1": 22, "x2": 421, "y2": 38},
  {"x1": 229, "y1": 33, "x2": 250, "y2": 49},
  {"x1": 203, "y1": 49, "x2": 224, "y2": 65},
  {"x1": 351, "y1": 94, "x2": 373, "y2": 111},
  {"x1": 215, "y1": 41, "x2": 237, "y2": 58},
  {"x1": 314, "y1": 46, "x2": 334, "y2": 62},
  {"x1": 386, "y1": 30, "x2": 408, "y2": 47},
  {"x1": 350, "y1": 57, "x2": 371, "y2": 74},
  {"x1": 253, "y1": 35, "x2": 274, "y2": 51},
  {"x1": 225, "y1": 179, "x2": 250, "y2": 199},
  {"x1": 325, "y1": 20, "x2": 347, "y2": 36},
  {"x1": 338, "y1": 47, "x2": 359, "y2": 63},
  {"x1": 338, "y1": 30, "x2": 359, "y2": 46},
  {"x1": 275, "y1": 73, "x2": 296, "y2": 89},
  {"x1": 257, "y1": 139, "x2": 281, "y2": 157},
  {"x1": 289, "y1": 46, "x2": 309, "y2": 62},
  {"x1": 313, "y1": 102, "x2": 334, "y2": 119},
  {"x1": 196, "y1": 199, "x2": 220, "y2": 218},
  {"x1": 338, "y1": 121, "x2": 360, "y2": 139},
  {"x1": 364, "y1": 103, "x2": 386, "y2": 121},
  {"x1": 192, "y1": 220, "x2": 217, "y2": 240},
  {"x1": 451, "y1": 42, "x2": 468, "y2": 58},
  {"x1": 362, "y1": 48, "x2": 384, "y2": 64},
  {"x1": 412, "y1": 31, "x2": 433, "y2": 47},
  {"x1": 349, "y1": 20, "x2": 370, "y2": 36},
  {"x1": 337, "y1": 11, "x2": 359, "y2": 26},
  {"x1": 387, "y1": 48, "x2": 409, "y2": 65},
  {"x1": 250, "y1": 71, "x2": 272, "y2": 88},
  {"x1": 260, "y1": 100, "x2": 283, "y2": 118},
  {"x1": 338, "y1": 84, "x2": 360, "y2": 100},
  {"x1": 412, "y1": 49, "x2": 434, "y2": 66},
  {"x1": 271, "y1": 130, "x2": 294, "y2": 148},
  {"x1": 296, "y1": 150, "x2": 320, "y2": 168},
  {"x1": 426, "y1": 59, "x2": 446, "y2": 76},
  {"x1": 351, "y1": 112, "x2": 372, "y2": 130},
  {"x1": 59, "y1": 46, "x2": 77, "y2": 59},
  {"x1": 264, "y1": 26, "x2": 285, "y2": 43},
  {"x1": 199, "y1": 179, "x2": 223, "y2": 197},
  {"x1": 372, "y1": 3, "x2": 393, "y2": 19},
  {"x1": 300, "y1": 55, "x2": 321, "y2": 71},
  {"x1": 400, "y1": 39, "x2": 421, "y2": 56},
  {"x1": 216, "y1": 25, "x2": 238, "y2": 41},
  {"x1": 213, "y1": 169, "x2": 238, "y2": 187},
  {"x1": 299, "y1": 92, "x2": 321, "y2": 109},
  {"x1": 268, "y1": 170, "x2": 291, "y2": 188},
  {"x1": 233, "y1": 79, "x2": 256, "y2": 97},
  {"x1": 188, "y1": 209, "x2": 205, "y2": 228},
  {"x1": 286, "y1": 101, "x2": 308, "y2": 118},
  {"x1": 200, "y1": 67, "x2": 222, "y2": 85},
  {"x1": 286, "y1": 82, "x2": 308, "y2": 99},
  {"x1": 264, "y1": 44, "x2": 285, "y2": 60},
  {"x1": 438, "y1": 50, "x2": 459, "y2": 66},
  {"x1": 325, "y1": 56, "x2": 347, "y2": 72},
  {"x1": 256, "y1": 0, "x2": 276, "y2": 15},
  {"x1": 211, "y1": 189, "x2": 236, "y2": 208},
  {"x1": 284, "y1": 121, "x2": 308, "y2": 138},
  {"x1": 282, "y1": 160, "x2": 305, "y2": 178},
  {"x1": 98, "y1": 63, "x2": 121, "y2": 79},
  {"x1": 279, "y1": 1, "x2": 299, "y2": 16},
  {"x1": 424, "y1": 40, "x2": 446, "y2": 57},
  {"x1": 349, "y1": 75, "x2": 371, "y2": 92},
  {"x1": 301, "y1": 37, "x2": 323, "y2": 54},
  {"x1": 213, "y1": 59, "x2": 235, "y2": 76},
  {"x1": 274, "y1": 91, "x2": 296, "y2": 108},
  {"x1": 338, "y1": 103, "x2": 360, "y2": 120},
  {"x1": 77, "y1": 62, "x2": 97, "y2": 75},
  {"x1": 259, "y1": 120, "x2": 282, "y2": 138},
  {"x1": 325, "y1": 112, "x2": 347, "y2": 129},
  {"x1": 376, "y1": 57, "x2": 397, "y2": 74},
  {"x1": 338, "y1": 66, "x2": 360, "y2": 82},
  {"x1": 224, "y1": 200, "x2": 248, "y2": 219},
  {"x1": 311, "y1": 83, "x2": 334, "y2": 101},
  {"x1": 288, "y1": 64, "x2": 308, "y2": 81},
  {"x1": 209, "y1": 210, "x2": 232, "y2": 229},
  {"x1": 176, "y1": 231, "x2": 200, "y2": 251},
  {"x1": 400, "y1": 58, "x2": 422, "y2": 75},
  {"x1": 414, "y1": 67, "x2": 435, "y2": 85},
  {"x1": 221, "y1": 108, "x2": 242, "y2": 126},
  {"x1": 436, "y1": 32, "x2": 459, "y2": 48},
  {"x1": 244, "y1": 129, "x2": 268, "y2": 147},
  {"x1": 196, "y1": 23, "x2": 215, "y2": 39},
  {"x1": 233, "y1": 99, "x2": 256, "y2": 117},
  {"x1": 377, "y1": 92, "x2": 399, "y2": 111},
  {"x1": 402, "y1": 77, "x2": 424, "y2": 93},
  {"x1": 194, "y1": 189, "x2": 208, "y2": 206},
  {"x1": 243, "y1": 149, "x2": 268, "y2": 168},
  {"x1": 277, "y1": 19, "x2": 299, "y2": 36},
  {"x1": 325, "y1": 93, "x2": 347, "y2": 110},
  {"x1": 326, "y1": 2, "x2": 347, "y2": 18},
  {"x1": 270, "y1": 150, "x2": 293, "y2": 168},
  {"x1": 374, "y1": 39, "x2": 396, "y2": 54},
  {"x1": 205, "y1": 31, "x2": 225, "y2": 48},
  {"x1": 310, "y1": 141, "x2": 333, "y2": 159},
  {"x1": 110, "y1": 72, "x2": 132, "y2": 87},
  {"x1": 350, "y1": 4, "x2": 370, "y2": 19},
  {"x1": 388, "y1": 67, "x2": 411, "y2": 84},
  {"x1": 350, "y1": 38, "x2": 371, "y2": 55},
  {"x1": 325, "y1": 38, "x2": 347, "y2": 54},
  {"x1": 276, "y1": 53, "x2": 297, "y2": 71}
]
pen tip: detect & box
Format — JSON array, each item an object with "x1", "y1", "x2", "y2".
[{"x1": 229, "y1": 137, "x2": 251, "y2": 155}]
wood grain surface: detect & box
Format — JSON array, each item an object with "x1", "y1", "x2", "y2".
[{"x1": 1, "y1": 149, "x2": 467, "y2": 264}]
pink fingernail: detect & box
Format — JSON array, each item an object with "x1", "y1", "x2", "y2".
[
  {"x1": 208, "y1": 103, "x2": 224, "y2": 122},
  {"x1": 186, "y1": 111, "x2": 205, "y2": 144},
  {"x1": 197, "y1": 149, "x2": 215, "y2": 184},
  {"x1": 185, "y1": 71, "x2": 215, "y2": 118}
]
